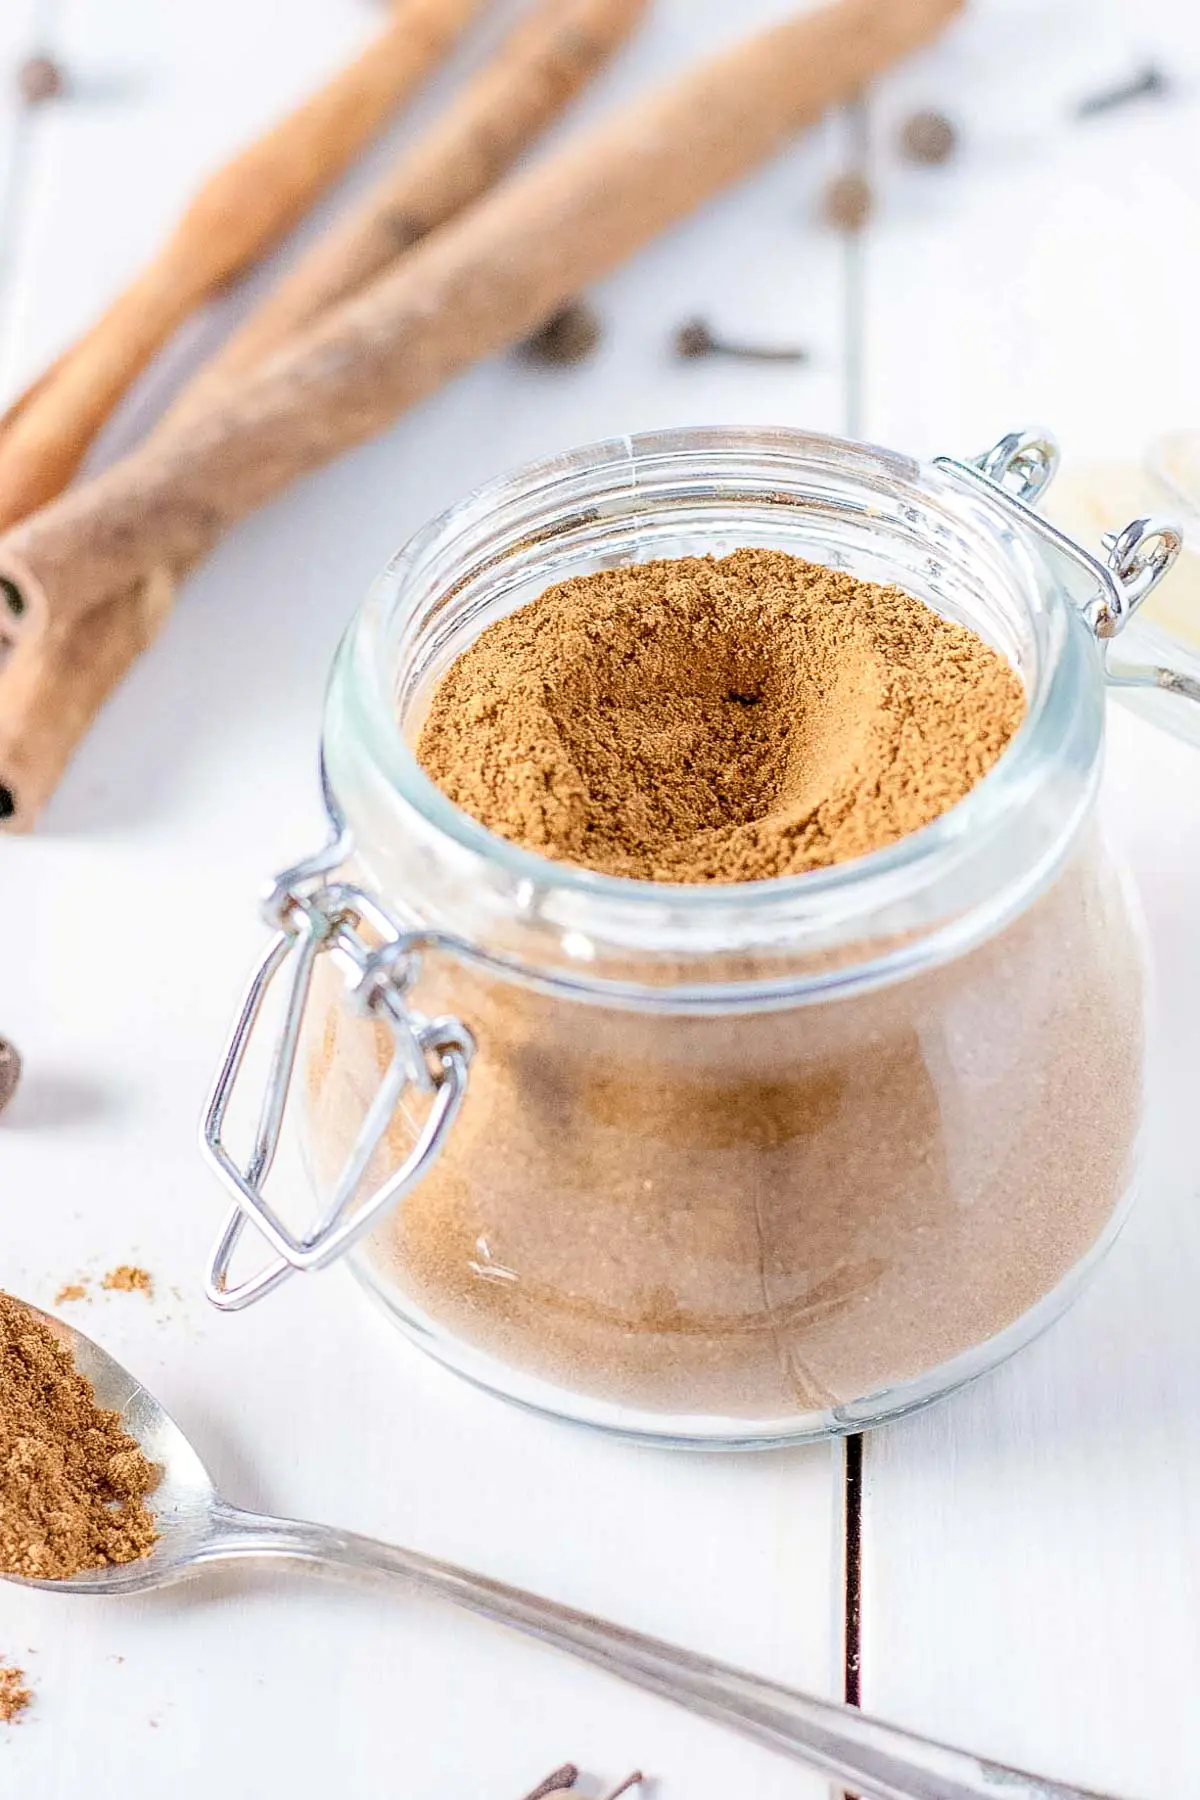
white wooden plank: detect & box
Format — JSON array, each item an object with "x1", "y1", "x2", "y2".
[
  {"x1": 859, "y1": 1, "x2": 1200, "y2": 1793},
  {"x1": 0, "y1": 2, "x2": 42, "y2": 328},
  {"x1": 0, "y1": 2, "x2": 852, "y2": 1795},
  {"x1": 862, "y1": 0, "x2": 1200, "y2": 463}
]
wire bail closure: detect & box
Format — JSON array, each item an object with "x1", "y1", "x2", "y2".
[
  {"x1": 201, "y1": 829, "x2": 474, "y2": 1312},
  {"x1": 971, "y1": 427, "x2": 1062, "y2": 505}
]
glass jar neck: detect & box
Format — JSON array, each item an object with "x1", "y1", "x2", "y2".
[{"x1": 322, "y1": 429, "x2": 1106, "y2": 1007}]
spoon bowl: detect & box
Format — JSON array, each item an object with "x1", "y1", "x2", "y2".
[{"x1": 5, "y1": 1305, "x2": 1123, "y2": 1800}]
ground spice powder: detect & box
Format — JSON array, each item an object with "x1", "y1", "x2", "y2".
[
  {"x1": 0, "y1": 1294, "x2": 158, "y2": 1579},
  {"x1": 102, "y1": 1265, "x2": 154, "y2": 1297},
  {"x1": 417, "y1": 549, "x2": 1025, "y2": 882},
  {"x1": 0, "y1": 1662, "x2": 31, "y2": 1725}
]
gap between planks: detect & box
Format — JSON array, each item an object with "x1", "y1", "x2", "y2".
[
  {"x1": 807, "y1": 246, "x2": 866, "y2": 1787},
  {"x1": 838, "y1": 90, "x2": 870, "y2": 1744}
]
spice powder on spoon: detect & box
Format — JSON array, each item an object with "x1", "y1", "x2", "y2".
[
  {"x1": 0, "y1": 1294, "x2": 158, "y2": 1579},
  {"x1": 304, "y1": 551, "x2": 1143, "y2": 1419}
]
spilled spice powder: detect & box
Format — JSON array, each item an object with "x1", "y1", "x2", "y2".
[
  {"x1": 0, "y1": 1663, "x2": 31, "y2": 1725},
  {"x1": 54, "y1": 1282, "x2": 88, "y2": 1306},
  {"x1": 102, "y1": 1266, "x2": 153, "y2": 1297},
  {"x1": 417, "y1": 550, "x2": 1025, "y2": 882},
  {"x1": 0, "y1": 1293, "x2": 158, "y2": 1579}
]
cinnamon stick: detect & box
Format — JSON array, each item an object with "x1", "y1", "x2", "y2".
[
  {"x1": 0, "y1": 574, "x2": 174, "y2": 826},
  {"x1": 0, "y1": 0, "x2": 961, "y2": 830},
  {"x1": 167, "y1": 0, "x2": 650, "y2": 426},
  {"x1": 0, "y1": 0, "x2": 486, "y2": 532}
]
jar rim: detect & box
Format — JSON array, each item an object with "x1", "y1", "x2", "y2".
[{"x1": 326, "y1": 425, "x2": 1104, "y2": 998}]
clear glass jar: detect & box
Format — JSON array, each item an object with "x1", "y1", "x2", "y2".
[{"x1": 205, "y1": 427, "x2": 1192, "y2": 1448}]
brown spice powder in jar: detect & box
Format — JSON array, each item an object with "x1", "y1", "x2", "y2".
[
  {"x1": 0, "y1": 1294, "x2": 158, "y2": 1578},
  {"x1": 303, "y1": 554, "x2": 1144, "y2": 1420},
  {"x1": 417, "y1": 551, "x2": 1025, "y2": 882}
]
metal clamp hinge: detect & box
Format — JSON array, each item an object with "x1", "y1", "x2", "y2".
[
  {"x1": 201, "y1": 837, "x2": 474, "y2": 1313},
  {"x1": 935, "y1": 426, "x2": 1183, "y2": 639}
]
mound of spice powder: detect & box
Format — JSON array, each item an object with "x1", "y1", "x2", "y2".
[
  {"x1": 417, "y1": 549, "x2": 1026, "y2": 881},
  {"x1": 0, "y1": 1293, "x2": 157, "y2": 1580}
]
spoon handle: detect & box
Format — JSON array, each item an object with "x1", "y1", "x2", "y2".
[{"x1": 205, "y1": 1504, "x2": 1117, "y2": 1800}]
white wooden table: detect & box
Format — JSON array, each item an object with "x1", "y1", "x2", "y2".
[{"x1": 2, "y1": 3, "x2": 1199, "y2": 1795}]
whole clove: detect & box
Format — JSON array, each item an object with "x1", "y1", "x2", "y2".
[
  {"x1": 673, "y1": 317, "x2": 809, "y2": 364},
  {"x1": 0, "y1": 1040, "x2": 21, "y2": 1117},
  {"x1": 516, "y1": 1765, "x2": 641, "y2": 1799},
  {"x1": 1076, "y1": 64, "x2": 1168, "y2": 117},
  {"x1": 898, "y1": 108, "x2": 957, "y2": 164},
  {"x1": 519, "y1": 301, "x2": 602, "y2": 367},
  {"x1": 520, "y1": 1765, "x2": 579, "y2": 1800},
  {"x1": 821, "y1": 171, "x2": 873, "y2": 231},
  {"x1": 17, "y1": 55, "x2": 66, "y2": 104}
]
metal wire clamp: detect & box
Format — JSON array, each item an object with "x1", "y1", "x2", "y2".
[
  {"x1": 935, "y1": 427, "x2": 1183, "y2": 638},
  {"x1": 201, "y1": 831, "x2": 474, "y2": 1312}
]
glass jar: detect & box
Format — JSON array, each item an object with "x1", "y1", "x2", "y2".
[{"x1": 202, "y1": 426, "x2": 1193, "y2": 1449}]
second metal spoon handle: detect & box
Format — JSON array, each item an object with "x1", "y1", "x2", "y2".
[{"x1": 204, "y1": 1504, "x2": 1117, "y2": 1800}]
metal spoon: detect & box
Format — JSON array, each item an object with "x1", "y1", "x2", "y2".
[{"x1": 10, "y1": 1309, "x2": 1120, "y2": 1800}]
